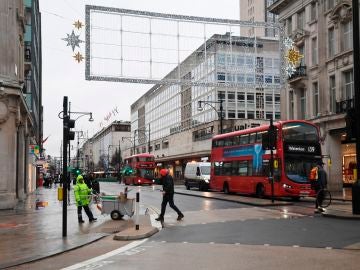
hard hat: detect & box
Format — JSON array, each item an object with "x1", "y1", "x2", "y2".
[
  {"x1": 76, "y1": 175, "x2": 84, "y2": 181},
  {"x1": 159, "y1": 169, "x2": 168, "y2": 177}
]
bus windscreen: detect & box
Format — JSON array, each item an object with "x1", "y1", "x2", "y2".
[{"x1": 282, "y1": 122, "x2": 318, "y2": 142}]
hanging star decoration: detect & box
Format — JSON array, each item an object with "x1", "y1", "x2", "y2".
[
  {"x1": 283, "y1": 37, "x2": 294, "y2": 49},
  {"x1": 73, "y1": 20, "x2": 84, "y2": 30},
  {"x1": 73, "y1": 52, "x2": 84, "y2": 63},
  {"x1": 285, "y1": 65, "x2": 296, "y2": 77},
  {"x1": 62, "y1": 30, "x2": 83, "y2": 52},
  {"x1": 286, "y1": 48, "x2": 303, "y2": 66}
]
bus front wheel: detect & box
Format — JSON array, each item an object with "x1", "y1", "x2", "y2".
[{"x1": 256, "y1": 184, "x2": 265, "y2": 198}]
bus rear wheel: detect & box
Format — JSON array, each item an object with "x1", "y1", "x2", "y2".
[{"x1": 256, "y1": 184, "x2": 265, "y2": 198}]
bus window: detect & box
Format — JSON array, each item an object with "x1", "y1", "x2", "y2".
[
  {"x1": 224, "y1": 137, "x2": 233, "y2": 146},
  {"x1": 240, "y1": 134, "x2": 249, "y2": 145},
  {"x1": 238, "y1": 161, "x2": 248, "y2": 176},
  {"x1": 256, "y1": 131, "x2": 265, "y2": 143},
  {"x1": 249, "y1": 133, "x2": 256, "y2": 144}
]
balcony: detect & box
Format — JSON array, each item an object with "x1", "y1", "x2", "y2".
[
  {"x1": 336, "y1": 98, "x2": 354, "y2": 114},
  {"x1": 288, "y1": 66, "x2": 306, "y2": 83}
]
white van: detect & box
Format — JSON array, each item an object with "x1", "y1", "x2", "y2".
[{"x1": 184, "y1": 162, "x2": 211, "y2": 191}]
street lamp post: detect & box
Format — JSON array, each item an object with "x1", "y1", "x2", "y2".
[{"x1": 197, "y1": 99, "x2": 224, "y2": 134}]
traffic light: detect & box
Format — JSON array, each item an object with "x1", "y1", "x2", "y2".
[
  {"x1": 345, "y1": 108, "x2": 357, "y2": 141},
  {"x1": 262, "y1": 125, "x2": 277, "y2": 150},
  {"x1": 65, "y1": 115, "x2": 75, "y2": 141},
  {"x1": 73, "y1": 167, "x2": 81, "y2": 176}
]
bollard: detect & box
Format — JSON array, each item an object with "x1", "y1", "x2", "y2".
[{"x1": 135, "y1": 192, "x2": 140, "y2": 230}]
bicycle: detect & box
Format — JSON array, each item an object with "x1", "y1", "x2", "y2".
[{"x1": 316, "y1": 188, "x2": 332, "y2": 209}]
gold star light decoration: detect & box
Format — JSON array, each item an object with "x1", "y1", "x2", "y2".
[
  {"x1": 73, "y1": 52, "x2": 84, "y2": 63},
  {"x1": 73, "y1": 20, "x2": 84, "y2": 30},
  {"x1": 286, "y1": 48, "x2": 303, "y2": 66}
]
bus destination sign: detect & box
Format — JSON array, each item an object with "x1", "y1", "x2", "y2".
[{"x1": 284, "y1": 143, "x2": 320, "y2": 155}]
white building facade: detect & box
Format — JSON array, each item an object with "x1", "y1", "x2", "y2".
[
  {"x1": 80, "y1": 121, "x2": 131, "y2": 172},
  {"x1": 131, "y1": 34, "x2": 281, "y2": 180}
]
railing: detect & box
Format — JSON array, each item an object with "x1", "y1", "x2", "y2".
[
  {"x1": 289, "y1": 65, "x2": 306, "y2": 80},
  {"x1": 336, "y1": 98, "x2": 354, "y2": 113}
]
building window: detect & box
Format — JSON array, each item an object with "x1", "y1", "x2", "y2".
[
  {"x1": 310, "y1": 2, "x2": 317, "y2": 21},
  {"x1": 313, "y1": 82, "x2": 319, "y2": 116},
  {"x1": 287, "y1": 17, "x2": 292, "y2": 35},
  {"x1": 298, "y1": 45, "x2": 305, "y2": 66},
  {"x1": 217, "y1": 72, "x2": 226, "y2": 82},
  {"x1": 289, "y1": 91, "x2": 294, "y2": 119},
  {"x1": 228, "y1": 110, "x2": 236, "y2": 119},
  {"x1": 247, "y1": 111, "x2": 255, "y2": 119},
  {"x1": 328, "y1": 28, "x2": 335, "y2": 58},
  {"x1": 237, "y1": 92, "x2": 245, "y2": 102},
  {"x1": 343, "y1": 70, "x2": 354, "y2": 100},
  {"x1": 155, "y1": 143, "x2": 160, "y2": 151},
  {"x1": 228, "y1": 91, "x2": 235, "y2": 102},
  {"x1": 247, "y1": 93, "x2": 254, "y2": 103},
  {"x1": 326, "y1": 0, "x2": 335, "y2": 11},
  {"x1": 311, "y1": 37, "x2": 318, "y2": 66},
  {"x1": 297, "y1": 10, "x2": 305, "y2": 30},
  {"x1": 329, "y1": 75, "x2": 336, "y2": 113},
  {"x1": 300, "y1": 89, "x2": 306, "y2": 119},
  {"x1": 238, "y1": 111, "x2": 245, "y2": 118},
  {"x1": 162, "y1": 141, "x2": 169, "y2": 149},
  {"x1": 217, "y1": 54, "x2": 225, "y2": 66},
  {"x1": 342, "y1": 21, "x2": 353, "y2": 52},
  {"x1": 218, "y1": 91, "x2": 225, "y2": 100}
]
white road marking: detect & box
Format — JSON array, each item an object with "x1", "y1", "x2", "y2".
[
  {"x1": 293, "y1": 245, "x2": 299, "y2": 248},
  {"x1": 60, "y1": 239, "x2": 148, "y2": 270},
  {"x1": 325, "y1": 247, "x2": 333, "y2": 250}
]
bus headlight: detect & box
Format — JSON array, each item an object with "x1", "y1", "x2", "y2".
[
  {"x1": 283, "y1": 184, "x2": 292, "y2": 189},
  {"x1": 205, "y1": 179, "x2": 209, "y2": 183},
  {"x1": 138, "y1": 179, "x2": 141, "y2": 183}
]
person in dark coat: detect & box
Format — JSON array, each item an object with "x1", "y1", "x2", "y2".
[
  {"x1": 315, "y1": 161, "x2": 328, "y2": 212},
  {"x1": 155, "y1": 168, "x2": 184, "y2": 222}
]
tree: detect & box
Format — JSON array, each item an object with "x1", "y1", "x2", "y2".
[{"x1": 110, "y1": 148, "x2": 122, "y2": 169}]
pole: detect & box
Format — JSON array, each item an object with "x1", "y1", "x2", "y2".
[
  {"x1": 77, "y1": 132, "x2": 80, "y2": 168},
  {"x1": 352, "y1": 0, "x2": 360, "y2": 214},
  {"x1": 118, "y1": 140, "x2": 121, "y2": 166},
  {"x1": 133, "y1": 130, "x2": 136, "y2": 155},
  {"x1": 270, "y1": 117, "x2": 274, "y2": 203},
  {"x1": 62, "y1": 96, "x2": 68, "y2": 237},
  {"x1": 135, "y1": 192, "x2": 140, "y2": 230},
  {"x1": 220, "y1": 99, "x2": 223, "y2": 134},
  {"x1": 148, "y1": 123, "x2": 151, "y2": 153}
]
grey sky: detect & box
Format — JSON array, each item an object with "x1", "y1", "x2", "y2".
[{"x1": 39, "y1": 0, "x2": 239, "y2": 157}]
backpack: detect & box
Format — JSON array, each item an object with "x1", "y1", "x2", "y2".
[{"x1": 309, "y1": 166, "x2": 318, "y2": 181}]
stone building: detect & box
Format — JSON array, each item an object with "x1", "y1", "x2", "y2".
[
  {"x1": 269, "y1": 0, "x2": 355, "y2": 190},
  {"x1": 0, "y1": 0, "x2": 42, "y2": 209}
]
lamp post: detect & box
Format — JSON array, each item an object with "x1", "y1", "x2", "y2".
[{"x1": 197, "y1": 99, "x2": 224, "y2": 134}]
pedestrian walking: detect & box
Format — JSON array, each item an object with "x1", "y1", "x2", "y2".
[
  {"x1": 314, "y1": 161, "x2": 328, "y2": 212},
  {"x1": 155, "y1": 168, "x2": 184, "y2": 222},
  {"x1": 74, "y1": 175, "x2": 97, "y2": 223}
]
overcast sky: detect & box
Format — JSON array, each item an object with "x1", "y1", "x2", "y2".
[{"x1": 39, "y1": 0, "x2": 240, "y2": 157}]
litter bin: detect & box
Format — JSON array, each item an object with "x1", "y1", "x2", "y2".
[
  {"x1": 352, "y1": 182, "x2": 360, "y2": 215},
  {"x1": 92, "y1": 180, "x2": 100, "y2": 194}
]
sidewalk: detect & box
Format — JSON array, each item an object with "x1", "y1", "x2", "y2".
[{"x1": 0, "y1": 186, "x2": 156, "y2": 269}]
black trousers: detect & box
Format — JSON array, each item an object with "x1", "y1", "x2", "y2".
[
  {"x1": 77, "y1": 205, "x2": 94, "y2": 221},
  {"x1": 160, "y1": 193, "x2": 182, "y2": 217}
]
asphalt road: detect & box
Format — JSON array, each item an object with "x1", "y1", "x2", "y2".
[{"x1": 10, "y1": 183, "x2": 360, "y2": 270}]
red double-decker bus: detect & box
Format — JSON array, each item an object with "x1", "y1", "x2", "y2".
[
  {"x1": 210, "y1": 120, "x2": 322, "y2": 199},
  {"x1": 122, "y1": 153, "x2": 155, "y2": 185}
]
